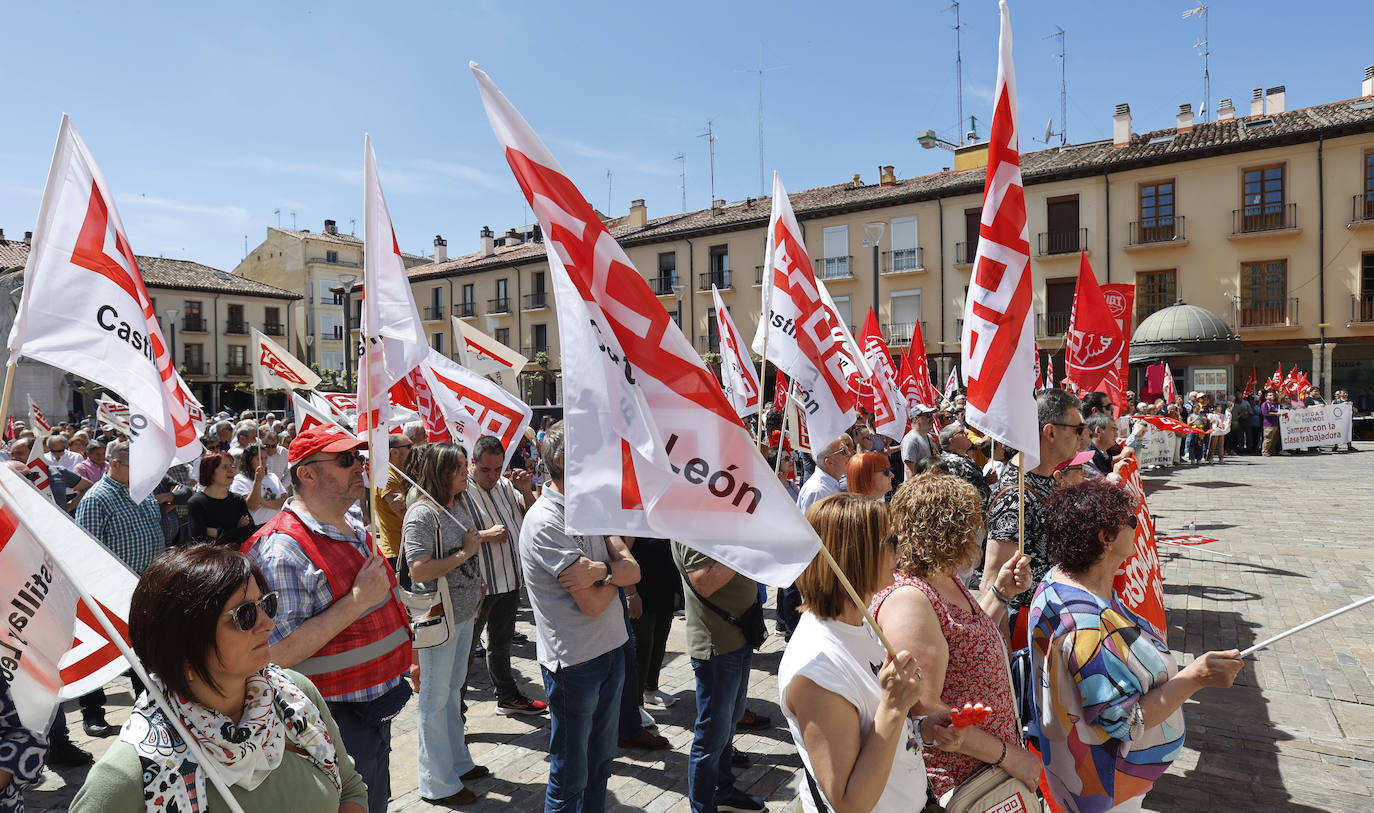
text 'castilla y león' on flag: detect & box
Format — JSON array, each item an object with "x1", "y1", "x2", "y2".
[
  {"x1": 472, "y1": 62, "x2": 819, "y2": 586},
  {"x1": 7, "y1": 116, "x2": 201, "y2": 501}
]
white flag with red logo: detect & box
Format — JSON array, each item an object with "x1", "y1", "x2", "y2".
[
  {"x1": 750, "y1": 172, "x2": 864, "y2": 448},
  {"x1": 452, "y1": 317, "x2": 529, "y2": 395},
  {"x1": 857, "y1": 309, "x2": 907, "y2": 440},
  {"x1": 1162, "y1": 362, "x2": 1178, "y2": 404},
  {"x1": 712, "y1": 285, "x2": 761, "y2": 419},
  {"x1": 474, "y1": 64, "x2": 820, "y2": 586},
  {"x1": 0, "y1": 461, "x2": 138, "y2": 732},
  {"x1": 389, "y1": 366, "x2": 452, "y2": 443},
  {"x1": 252, "y1": 327, "x2": 321, "y2": 391},
  {"x1": 97, "y1": 394, "x2": 132, "y2": 434},
  {"x1": 958, "y1": 2, "x2": 1040, "y2": 469},
  {"x1": 7, "y1": 116, "x2": 200, "y2": 500},
  {"x1": 27, "y1": 396, "x2": 51, "y2": 438},
  {"x1": 420, "y1": 350, "x2": 530, "y2": 470},
  {"x1": 944, "y1": 365, "x2": 962, "y2": 402},
  {"x1": 291, "y1": 391, "x2": 350, "y2": 435}
]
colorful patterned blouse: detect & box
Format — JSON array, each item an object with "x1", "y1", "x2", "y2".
[{"x1": 1027, "y1": 572, "x2": 1183, "y2": 813}]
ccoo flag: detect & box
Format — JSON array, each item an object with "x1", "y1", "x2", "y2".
[
  {"x1": 7, "y1": 116, "x2": 200, "y2": 500},
  {"x1": 712, "y1": 285, "x2": 762, "y2": 419},
  {"x1": 452, "y1": 317, "x2": 529, "y2": 395},
  {"x1": 959, "y1": 2, "x2": 1040, "y2": 468},
  {"x1": 252, "y1": 327, "x2": 321, "y2": 391},
  {"x1": 857, "y1": 309, "x2": 908, "y2": 440},
  {"x1": 472, "y1": 63, "x2": 820, "y2": 586},
  {"x1": 420, "y1": 350, "x2": 530, "y2": 470}
]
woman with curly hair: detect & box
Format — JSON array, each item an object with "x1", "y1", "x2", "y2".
[
  {"x1": 1030, "y1": 479, "x2": 1243, "y2": 812},
  {"x1": 846, "y1": 450, "x2": 895, "y2": 501},
  {"x1": 870, "y1": 475, "x2": 1041, "y2": 800}
]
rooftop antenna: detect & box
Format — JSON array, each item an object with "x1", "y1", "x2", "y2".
[
  {"x1": 698, "y1": 120, "x2": 717, "y2": 207},
  {"x1": 349, "y1": 218, "x2": 356, "y2": 235},
  {"x1": 1042, "y1": 26, "x2": 1066, "y2": 146},
  {"x1": 735, "y1": 46, "x2": 786, "y2": 196},
  {"x1": 244, "y1": 234, "x2": 248, "y2": 258},
  {"x1": 1184, "y1": 4, "x2": 1210, "y2": 122},
  {"x1": 290, "y1": 210, "x2": 297, "y2": 230},
  {"x1": 674, "y1": 152, "x2": 687, "y2": 212},
  {"x1": 607, "y1": 170, "x2": 613, "y2": 214},
  {"x1": 274, "y1": 208, "x2": 281, "y2": 228},
  {"x1": 944, "y1": 1, "x2": 965, "y2": 145}
]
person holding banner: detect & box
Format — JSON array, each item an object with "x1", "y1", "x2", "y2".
[
  {"x1": 1261, "y1": 390, "x2": 1283, "y2": 456},
  {"x1": 1030, "y1": 480, "x2": 1244, "y2": 813},
  {"x1": 71, "y1": 544, "x2": 369, "y2": 812}
]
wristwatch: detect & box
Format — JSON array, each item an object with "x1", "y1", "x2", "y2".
[{"x1": 597, "y1": 564, "x2": 614, "y2": 587}]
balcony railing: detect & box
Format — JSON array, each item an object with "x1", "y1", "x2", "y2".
[
  {"x1": 954, "y1": 241, "x2": 977, "y2": 265},
  {"x1": 488, "y1": 297, "x2": 511, "y2": 314},
  {"x1": 1352, "y1": 293, "x2": 1374, "y2": 323},
  {"x1": 1352, "y1": 194, "x2": 1374, "y2": 223},
  {"x1": 1039, "y1": 310, "x2": 1072, "y2": 336},
  {"x1": 306, "y1": 256, "x2": 360, "y2": 268},
  {"x1": 522, "y1": 292, "x2": 549, "y2": 311},
  {"x1": 224, "y1": 320, "x2": 247, "y2": 334},
  {"x1": 182, "y1": 316, "x2": 206, "y2": 332},
  {"x1": 1232, "y1": 202, "x2": 1297, "y2": 235},
  {"x1": 814, "y1": 256, "x2": 854, "y2": 280},
  {"x1": 422, "y1": 306, "x2": 445, "y2": 321},
  {"x1": 696, "y1": 335, "x2": 720, "y2": 354},
  {"x1": 755, "y1": 265, "x2": 766, "y2": 286},
  {"x1": 883, "y1": 248, "x2": 924, "y2": 274},
  {"x1": 1238, "y1": 297, "x2": 1299, "y2": 327},
  {"x1": 1037, "y1": 228, "x2": 1087, "y2": 256},
  {"x1": 1128, "y1": 216, "x2": 1186, "y2": 245},
  {"x1": 884, "y1": 321, "x2": 926, "y2": 346},
  {"x1": 183, "y1": 362, "x2": 206, "y2": 375},
  {"x1": 650, "y1": 275, "x2": 679, "y2": 296},
  {"x1": 225, "y1": 364, "x2": 249, "y2": 377},
  {"x1": 331, "y1": 325, "x2": 344, "y2": 340},
  {"x1": 521, "y1": 345, "x2": 550, "y2": 358},
  {"x1": 698, "y1": 271, "x2": 731, "y2": 291},
  {"x1": 263, "y1": 322, "x2": 285, "y2": 336},
  {"x1": 453, "y1": 302, "x2": 476, "y2": 318}
]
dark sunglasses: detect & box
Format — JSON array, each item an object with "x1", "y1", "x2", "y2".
[
  {"x1": 1122, "y1": 516, "x2": 1138, "y2": 530},
  {"x1": 223, "y1": 591, "x2": 279, "y2": 632},
  {"x1": 301, "y1": 450, "x2": 363, "y2": 469},
  {"x1": 1049, "y1": 421, "x2": 1088, "y2": 435},
  {"x1": 881, "y1": 468, "x2": 894, "y2": 476}
]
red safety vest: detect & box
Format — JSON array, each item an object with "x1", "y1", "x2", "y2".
[{"x1": 244, "y1": 509, "x2": 411, "y2": 700}]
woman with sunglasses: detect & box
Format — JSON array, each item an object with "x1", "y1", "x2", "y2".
[
  {"x1": 1030, "y1": 480, "x2": 1243, "y2": 812},
  {"x1": 72, "y1": 544, "x2": 368, "y2": 812},
  {"x1": 846, "y1": 450, "x2": 895, "y2": 501},
  {"x1": 188, "y1": 452, "x2": 256, "y2": 547}
]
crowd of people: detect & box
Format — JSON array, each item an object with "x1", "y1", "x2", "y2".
[{"x1": 6, "y1": 379, "x2": 1355, "y2": 811}]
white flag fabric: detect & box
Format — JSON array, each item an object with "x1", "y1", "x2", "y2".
[
  {"x1": 420, "y1": 350, "x2": 531, "y2": 471},
  {"x1": 958, "y1": 2, "x2": 1041, "y2": 469},
  {"x1": 452, "y1": 317, "x2": 529, "y2": 395},
  {"x1": 0, "y1": 461, "x2": 139, "y2": 731},
  {"x1": 750, "y1": 172, "x2": 864, "y2": 449},
  {"x1": 857, "y1": 309, "x2": 908, "y2": 440},
  {"x1": 316, "y1": 391, "x2": 357, "y2": 417},
  {"x1": 711, "y1": 285, "x2": 761, "y2": 419},
  {"x1": 27, "y1": 396, "x2": 51, "y2": 438},
  {"x1": 252, "y1": 327, "x2": 321, "y2": 391},
  {"x1": 944, "y1": 365, "x2": 961, "y2": 402},
  {"x1": 97, "y1": 394, "x2": 132, "y2": 434},
  {"x1": 292, "y1": 391, "x2": 347, "y2": 434},
  {"x1": 7, "y1": 116, "x2": 200, "y2": 500},
  {"x1": 473, "y1": 63, "x2": 821, "y2": 586}
]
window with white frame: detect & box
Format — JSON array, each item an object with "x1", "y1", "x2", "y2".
[
  {"x1": 830, "y1": 295, "x2": 853, "y2": 334},
  {"x1": 320, "y1": 351, "x2": 345, "y2": 372},
  {"x1": 890, "y1": 290, "x2": 922, "y2": 340},
  {"x1": 821, "y1": 226, "x2": 850, "y2": 279},
  {"x1": 889, "y1": 216, "x2": 920, "y2": 272}
]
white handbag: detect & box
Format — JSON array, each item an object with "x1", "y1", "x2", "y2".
[{"x1": 397, "y1": 521, "x2": 454, "y2": 650}]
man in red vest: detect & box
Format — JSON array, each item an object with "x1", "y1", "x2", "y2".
[{"x1": 243, "y1": 425, "x2": 412, "y2": 813}]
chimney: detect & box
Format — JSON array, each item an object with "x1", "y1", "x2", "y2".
[
  {"x1": 1218, "y1": 98, "x2": 1235, "y2": 121},
  {"x1": 628, "y1": 198, "x2": 647, "y2": 228},
  {"x1": 879, "y1": 165, "x2": 896, "y2": 187},
  {"x1": 1112, "y1": 103, "x2": 1132, "y2": 148},
  {"x1": 504, "y1": 227, "x2": 521, "y2": 246},
  {"x1": 852, "y1": 173, "x2": 862, "y2": 188},
  {"x1": 1250, "y1": 87, "x2": 1264, "y2": 117},
  {"x1": 480, "y1": 226, "x2": 494, "y2": 257},
  {"x1": 1266, "y1": 85, "x2": 1286, "y2": 115},
  {"x1": 712, "y1": 199, "x2": 725, "y2": 215},
  {"x1": 0, "y1": 229, "x2": 5, "y2": 241},
  {"x1": 323, "y1": 219, "x2": 337, "y2": 235},
  {"x1": 1364, "y1": 65, "x2": 1374, "y2": 98},
  {"x1": 1176, "y1": 103, "x2": 1195, "y2": 134},
  {"x1": 433, "y1": 235, "x2": 447, "y2": 263},
  {"x1": 23, "y1": 232, "x2": 31, "y2": 243}
]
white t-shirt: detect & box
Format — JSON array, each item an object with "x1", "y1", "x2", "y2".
[
  {"x1": 779, "y1": 613, "x2": 928, "y2": 813},
  {"x1": 230, "y1": 472, "x2": 286, "y2": 525}
]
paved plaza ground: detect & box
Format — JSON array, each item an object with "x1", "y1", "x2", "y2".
[{"x1": 26, "y1": 445, "x2": 1374, "y2": 812}]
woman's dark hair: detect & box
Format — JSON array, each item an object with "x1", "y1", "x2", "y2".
[
  {"x1": 1044, "y1": 479, "x2": 1133, "y2": 574},
  {"x1": 913, "y1": 457, "x2": 949, "y2": 477},
  {"x1": 411, "y1": 441, "x2": 468, "y2": 506},
  {"x1": 236, "y1": 444, "x2": 260, "y2": 477},
  {"x1": 129, "y1": 544, "x2": 269, "y2": 700},
  {"x1": 198, "y1": 451, "x2": 232, "y2": 485}
]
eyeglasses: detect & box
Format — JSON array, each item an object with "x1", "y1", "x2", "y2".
[
  {"x1": 300, "y1": 450, "x2": 363, "y2": 469},
  {"x1": 1122, "y1": 516, "x2": 1138, "y2": 530},
  {"x1": 1048, "y1": 421, "x2": 1088, "y2": 435},
  {"x1": 223, "y1": 591, "x2": 278, "y2": 632},
  {"x1": 263, "y1": 444, "x2": 278, "y2": 450}
]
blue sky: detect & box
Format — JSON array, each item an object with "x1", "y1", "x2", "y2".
[{"x1": 0, "y1": 1, "x2": 1365, "y2": 272}]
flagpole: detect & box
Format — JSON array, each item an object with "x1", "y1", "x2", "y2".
[
  {"x1": 0, "y1": 354, "x2": 17, "y2": 427},
  {"x1": 776, "y1": 378, "x2": 801, "y2": 474},
  {"x1": 1239, "y1": 593, "x2": 1374, "y2": 658},
  {"x1": 1017, "y1": 461, "x2": 1026, "y2": 555},
  {"x1": 359, "y1": 345, "x2": 384, "y2": 557}
]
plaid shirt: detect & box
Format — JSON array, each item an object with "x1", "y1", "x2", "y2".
[
  {"x1": 73, "y1": 476, "x2": 164, "y2": 574},
  {"x1": 245, "y1": 500, "x2": 399, "y2": 703}
]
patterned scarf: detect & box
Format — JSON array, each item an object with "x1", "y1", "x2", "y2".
[{"x1": 119, "y1": 664, "x2": 340, "y2": 812}]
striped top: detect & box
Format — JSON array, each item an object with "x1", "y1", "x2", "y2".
[{"x1": 463, "y1": 477, "x2": 528, "y2": 595}]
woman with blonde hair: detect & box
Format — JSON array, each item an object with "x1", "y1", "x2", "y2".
[
  {"x1": 779, "y1": 493, "x2": 927, "y2": 812},
  {"x1": 845, "y1": 450, "x2": 895, "y2": 501}
]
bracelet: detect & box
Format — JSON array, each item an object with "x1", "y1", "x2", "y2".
[
  {"x1": 993, "y1": 739, "x2": 1007, "y2": 767},
  {"x1": 913, "y1": 715, "x2": 935, "y2": 747},
  {"x1": 625, "y1": 591, "x2": 638, "y2": 598},
  {"x1": 991, "y1": 585, "x2": 1011, "y2": 605}
]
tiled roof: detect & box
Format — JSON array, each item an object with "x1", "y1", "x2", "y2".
[
  {"x1": 0, "y1": 241, "x2": 299, "y2": 299},
  {"x1": 409, "y1": 95, "x2": 1374, "y2": 281}
]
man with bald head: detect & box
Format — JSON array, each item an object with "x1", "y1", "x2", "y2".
[{"x1": 796, "y1": 435, "x2": 851, "y2": 512}]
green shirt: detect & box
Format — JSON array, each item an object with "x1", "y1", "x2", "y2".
[
  {"x1": 70, "y1": 670, "x2": 369, "y2": 813},
  {"x1": 673, "y1": 541, "x2": 758, "y2": 659}
]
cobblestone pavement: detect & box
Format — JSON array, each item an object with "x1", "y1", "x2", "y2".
[{"x1": 26, "y1": 446, "x2": 1374, "y2": 812}]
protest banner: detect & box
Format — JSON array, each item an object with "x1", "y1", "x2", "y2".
[
  {"x1": 1114, "y1": 456, "x2": 1166, "y2": 634},
  {"x1": 1137, "y1": 425, "x2": 1176, "y2": 469},
  {"x1": 1279, "y1": 403, "x2": 1352, "y2": 448}
]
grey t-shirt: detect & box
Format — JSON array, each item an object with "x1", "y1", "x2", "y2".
[
  {"x1": 901, "y1": 428, "x2": 933, "y2": 465},
  {"x1": 673, "y1": 541, "x2": 758, "y2": 659},
  {"x1": 519, "y1": 488, "x2": 628, "y2": 671},
  {"x1": 402, "y1": 498, "x2": 483, "y2": 624}
]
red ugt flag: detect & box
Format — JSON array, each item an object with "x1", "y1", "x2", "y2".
[
  {"x1": 1065, "y1": 250, "x2": 1126, "y2": 396},
  {"x1": 1243, "y1": 367, "x2": 1258, "y2": 398}
]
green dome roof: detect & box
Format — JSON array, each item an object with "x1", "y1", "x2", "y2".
[{"x1": 1129, "y1": 301, "x2": 1239, "y2": 362}]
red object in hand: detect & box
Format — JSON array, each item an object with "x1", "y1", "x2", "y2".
[{"x1": 950, "y1": 701, "x2": 992, "y2": 727}]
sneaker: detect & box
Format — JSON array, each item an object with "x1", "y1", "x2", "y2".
[
  {"x1": 731, "y1": 746, "x2": 750, "y2": 768},
  {"x1": 47, "y1": 738, "x2": 94, "y2": 768},
  {"x1": 496, "y1": 695, "x2": 549, "y2": 716},
  {"x1": 643, "y1": 689, "x2": 676, "y2": 708},
  {"x1": 511, "y1": 631, "x2": 529, "y2": 643},
  {"x1": 473, "y1": 644, "x2": 486, "y2": 658},
  {"x1": 82, "y1": 714, "x2": 117, "y2": 738},
  {"x1": 716, "y1": 789, "x2": 766, "y2": 812}
]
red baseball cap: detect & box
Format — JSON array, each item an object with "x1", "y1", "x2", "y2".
[{"x1": 287, "y1": 425, "x2": 367, "y2": 468}]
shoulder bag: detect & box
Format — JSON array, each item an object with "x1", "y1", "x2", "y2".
[
  {"x1": 681, "y1": 572, "x2": 766, "y2": 649},
  {"x1": 394, "y1": 507, "x2": 454, "y2": 650}
]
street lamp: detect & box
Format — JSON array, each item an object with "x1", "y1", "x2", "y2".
[
  {"x1": 333, "y1": 273, "x2": 359, "y2": 390},
  {"x1": 305, "y1": 335, "x2": 314, "y2": 366},
  {"x1": 864, "y1": 221, "x2": 886, "y2": 329},
  {"x1": 165, "y1": 308, "x2": 180, "y2": 367},
  {"x1": 917, "y1": 129, "x2": 958, "y2": 152}
]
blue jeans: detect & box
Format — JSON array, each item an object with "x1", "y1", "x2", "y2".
[
  {"x1": 687, "y1": 645, "x2": 753, "y2": 813},
  {"x1": 327, "y1": 679, "x2": 413, "y2": 813},
  {"x1": 417, "y1": 615, "x2": 477, "y2": 798},
  {"x1": 541, "y1": 647, "x2": 624, "y2": 813}
]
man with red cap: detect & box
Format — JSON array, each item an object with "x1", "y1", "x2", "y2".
[{"x1": 242, "y1": 425, "x2": 411, "y2": 813}]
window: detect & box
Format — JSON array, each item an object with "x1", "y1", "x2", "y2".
[
  {"x1": 319, "y1": 279, "x2": 344, "y2": 305},
  {"x1": 1135, "y1": 270, "x2": 1178, "y2": 323},
  {"x1": 708, "y1": 245, "x2": 730, "y2": 288},
  {"x1": 706, "y1": 308, "x2": 720, "y2": 348},
  {"x1": 184, "y1": 343, "x2": 204, "y2": 373},
  {"x1": 1241, "y1": 164, "x2": 1286, "y2": 231},
  {"x1": 531, "y1": 324, "x2": 548, "y2": 355},
  {"x1": 264, "y1": 306, "x2": 282, "y2": 334},
  {"x1": 1240, "y1": 260, "x2": 1289, "y2": 325},
  {"x1": 830, "y1": 295, "x2": 853, "y2": 334},
  {"x1": 888, "y1": 216, "x2": 920, "y2": 272},
  {"x1": 889, "y1": 291, "x2": 922, "y2": 341},
  {"x1": 1043, "y1": 195, "x2": 1081, "y2": 254},
  {"x1": 430, "y1": 287, "x2": 443, "y2": 313},
  {"x1": 320, "y1": 312, "x2": 343, "y2": 340},
  {"x1": 226, "y1": 304, "x2": 245, "y2": 334},
  {"x1": 820, "y1": 225, "x2": 850, "y2": 278},
  {"x1": 1364, "y1": 153, "x2": 1374, "y2": 220},
  {"x1": 960, "y1": 208, "x2": 981, "y2": 264},
  {"x1": 462, "y1": 284, "x2": 475, "y2": 306},
  {"x1": 1138, "y1": 181, "x2": 1176, "y2": 242},
  {"x1": 495, "y1": 328, "x2": 510, "y2": 347},
  {"x1": 526, "y1": 271, "x2": 547, "y2": 309},
  {"x1": 183, "y1": 301, "x2": 204, "y2": 331},
  {"x1": 320, "y1": 351, "x2": 345, "y2": 372},
  {"x1": 1360, "y1": 253, "x2": 1374, "y2": 321},
  {"x1": 493, "y1": 279, "x2": 509, "y2": 312},
  {"x1": 1044, "y1": 278, "x2": 1076, "y2": 334},
  {"x1": 326, "y1": 250, "x2": 338, "y2": 263},
  {"x1": 432, "y1": 332, "x2": 444, "y2": 353},
  {"x1": 656, "y1": 251, "x2": 677, "y2": 293},
  {"x1": 228, "y1": 345, "x2": 246, "y2": 366}
]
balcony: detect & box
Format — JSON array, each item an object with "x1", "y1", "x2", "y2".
[
  {"x1": 182, "y1": 316, "x2": 206, "y2": 333},
  {"x1": 1351, "y1": 293, "x2": 1374, "y2": 324},
  {"x1": 698, "y1": 271, "x2": 731, "y2": 291},
  {"x1": 1237, "y1": 297, "x2": 1299, "y2": 328},
  {"x1": 225, "y1": 364, "x2": 249, "y2": 377},
  {"x1": 331, "y1": 325, "x2": 344, "y2": 340},
  {"x1": 650, "y1": 275, "x2": 679, "y2": 296},
  {"x1": 183, "y1": 362, "x2": 207, "y2": 375},
  {"x1": 306, "y1": 256, "x2": 360, "y2": 268},
  {"x1": 1351, "y1": 194, "x2": 1374, "y2": 226},
  {"x1": 883, "y1": 248, "x2": 924, "y2": 274},
  {"x1": 488, "y1": 297, "x2": 511, "y2": 314},
  {"x1": 696, "y1": 335, "x2": 720, "y2": 355},
  {"x1": 954, "y1": 241, "x2": 977, "y2": 266},
  {"x1": 755, "y1": 266, "x2": 766, "y2": 286},
  {"x1": 224, "y1": 320, "x2": 247, "y2": 334},
  {"x1": 521, "y1": 345, "x2": 550, "y2": 359},
  {"x1": 422, "y1": 306, "x2": 445, "y2": 321},
  {"x1": 814, "y1": 256, "x2": 853, "y2": 280},
  {"x1": 1127, "y1": 216, "x2": 1187, "y2": 247},
  {"x1": 522, "y1": 292, "x2": 549, "y2": 311},
  {"x1": 263, "y1": 322, "x2": 285, "y2": 336},
  {"x1": 453, "y1": 302, "x2": 476, "y2": 318},
  {"x1": 1231, "y1": 203, "x2": 1298, "y2": 236},
  {"x1": 884, "y1": 321, "x2": 926, "y2": 346},
  {"x1": 1038, "y1": 310, "x2": 1072, "y2": 336},
  {"x1": 1037, "y1": 228, "x2": 1087, "y2": 257}
]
